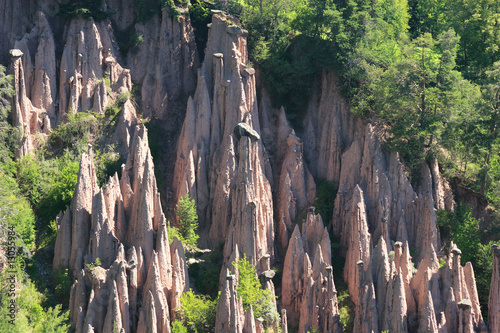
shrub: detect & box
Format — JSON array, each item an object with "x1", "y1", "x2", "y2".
[
  {"x1": 189, "y1": 244, "x2": 223, "y2": 299},
  {"x1": 58, "y1": 0, "x2": 109, "y2": 21},
  {"x1": 53, "y1": 268, "x2": 72, "y2": 305},
  {"x1": 175, "y1": 194, "x2": 199, "y2": 247},
  {"x1": 95, "y1": 145, "x2": 122, "y2": 187},
  {"x1": 171, "y1": 320, "x2": 189, "y2": 333},
  {"x1": 49, "y1": 112, "x2": 99, "y2": 155},
  {"x1": 36, "y1": 154, "x2": 80, "y2": 224},
  {"x1": 0, "y1": 171, "x2": 36, "y2": 250},
  {"x1": 175, "y1": 290, "x2": 218, "y2": 333},
  {"x1": 233, "y1": 255, "x2": 279, "y2": 327},
  {"x1": 0, "y1": 185, "x2": 69, "y2": 332}
]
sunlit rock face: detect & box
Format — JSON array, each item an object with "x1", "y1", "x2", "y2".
[
  {"x1": 3, "y1": 2, "x2": 494, "y2": 332},
  {"x1": 53, "y1": 126, "x2": 189, "y2": 333}
]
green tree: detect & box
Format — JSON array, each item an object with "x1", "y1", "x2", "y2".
[
  {"x1": 175, "y1": 194, "x2": 199, "y2": 247},
  {"x1": 0, "y1": 65, "x2": 18, "y2": 166},
  {"x1": 478, "y1": 61, "x2": 500, "y2": 197},
  {"x1": 233, "y1": 255, "x2": 279, "y2": 327},
  {"x1": 355, "y1": 30, "x2": 481, "y2": 179},
  {"x1": 175, "y1": 290, "x2": 218, "y2": 333},
  {"x1": 409, "y1": 0, "x2": 500, "y2": 78}
]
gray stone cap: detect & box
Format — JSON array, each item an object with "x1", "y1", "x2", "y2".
[
  {"x1": 492, "y1": 244, "x2": 500, "y2": 257},
  {"x1": 10, "y1": 49, "x2": 23, "y2": 58},
  {"x1": 233, "y1": 122, "x2": 260, "y2": 142},
  {"x1": 457, "y1": 299, "x2": 472, "y2": 310}
]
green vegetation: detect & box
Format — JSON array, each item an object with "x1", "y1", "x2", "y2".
[
  {"x1": 220, "y1": 0, "x2": 500, "y2": 197},
  {"x1": 0, "y1": 65, "x2": 18, "y2": 166},
  {"x1": 437, "y1": 204, "x2": 495, "y2": 319},
  {"x1": 314, "y1": 179, "x2": 338, "y2": 225},
  {"x1": 233, "y1": 255, "x2": 280, "y2": 328},
  {"x1": 189, "y1": 0, "x2": 215, "y2": 58},
  {"x1": 174, "y1": 194, "x2": 200, "y2": 248},
  {"x1": 331, "y1": 236, "x2": 354, "y2": 332},
  {"x1": 0, "y1": 167, "x2": 69, "y2": 331},
  {"x1": 86, "y1": 257, "x2": 102, "y2": 271},
  {"x1": 173, "y1": 290, "x2": 218, "y2": 333},
  {"x1": 58, "y1": 0, "x2": 109, "y2": 21},
  {"x1": 188, "y1": 245, "x2": 223, "y2": 299},
  {"x1": 0, "y1": 63, "x2": 129, "y2": 330}
]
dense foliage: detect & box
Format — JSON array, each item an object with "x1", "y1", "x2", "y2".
[
  {"x1": 174, "y1": 194, "x2": 200, "y2": 248},
  {"x1": 233, "y1": 255, "x2": 279, "y2": 327},
  {"x1": 172, "y1": 290, "x2": 218, "y2": 333},
  {"x1": 58, "y1": 0, "x2": 109, "y2": 21},
  {"x1": 0, "y1": 165, "x2": 69, "y2": 331}
]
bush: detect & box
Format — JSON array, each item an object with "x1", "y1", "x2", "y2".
[
  {"x1": 175, "y1": 194, "x2": 199, "y2": 247},
  {"x1": 233, "y1": 255, "x2": 279, "y2": 327},
  {"x1": 49, "y1": 112, "x2": 99, "y2": 156},
  {"x1": 171, "y1": 320, "x2": 188, "y2": 333},
  {"x1": 36, "y1": 154, "x2": 80, "y2": 224},
  {"x1": 0, "y1": 177, "x2": 69, "y2": 332},
  {"x1": 53, "y1": 268, "x2": 72, "y2": 306},
  {"x1": 0, "y1": 171, "x2": 36, "y2": 250},
  {"x1": 95, "y1": 145, "x2": 122, "y2": 187},
  {"x1": 188, "y1": 244, "x2": 223, "y2": 299},
  {"x1": 58, "y1": 0, "x2": 109, "y2": 21},
  {"x1": 0, "y1": 260, "x2": 70, "y2": 332},
  {"x1": 175, "y1": 290, "x2": 218, "y2": 333}
]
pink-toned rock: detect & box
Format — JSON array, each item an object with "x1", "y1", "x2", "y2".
[
  {"x1": 276, "y1": 133, "x2": 316, "y2": 249},
  {"x1": 353, "y1": 263, "x2": 378, "y2": 333},
  {"x1": 170, "y1": 238, "x2": 189, "y2": 318},
  {"x1": 223, "y1": 135, "x2": 274, "y2": 269},
  {"x1": 128, "y1": 10, "x2": 198, "y2": 119},
  {"x1": 302, "y1": 70, "x2": 361, "y2": 182},
  {"x1": 69, "y1": 270, "x2": 87, "y2": 333},
  {"x1": 281, "y1": 225, "x2": 305, "y2": 324},
  {"x1": 371, "y1": 238, "x2": 391, "y2": 326},
  {"x1": 343, "y1": 185, "x2": 371, "y2": 304},
  {"x1": 282, "y1": 218, "x2": 341, "y2": 332},
  {"x1": 215, "y1": 270, "x2": 244, "y2": 333},
  {"x1": 243, "y1": 305, "x2": 257, "y2": 333},
  {"x1": 70, "y1": 150, "x2": 99, "y2": 276},
  {"x1": 142, "y1": 252, "x2": 171, "y2": 333},
  {"x1": 53, "y1": 209, "x2": 72, "y2": 270},
  {"x1": 419, "y1": 291, "x2": 438, "y2": 332},
  {"x1": 489, "y1": 244, "x2": 500, "y2": 333},
  {"x1": 103, "y1": 280, "x2": 123, "y2": 333},
  {"x1": 463, "y1": 262, "x2": 486, "y2": 331},
  {"x1": 430, "y1": 158, "x2": 455, "y2": 211},
  {"x1": 383, "y1": 268, "x2": 408, "y2": 333}
]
